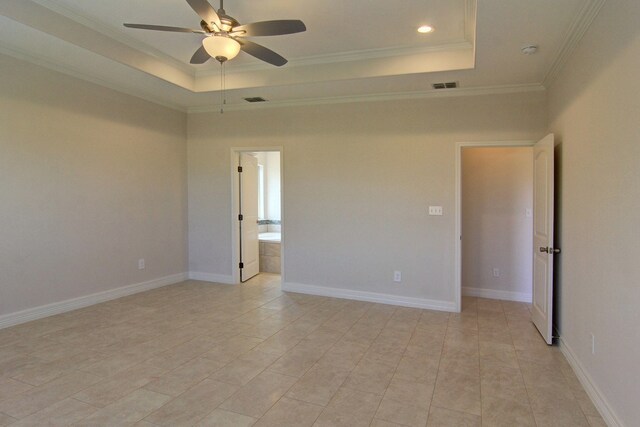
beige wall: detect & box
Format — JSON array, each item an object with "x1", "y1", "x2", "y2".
[
  {"x1": 0, "y1": 54, "x2": 188, "y2": 317},
  {"x1": 188, "y1": 92, "x2": 547, "y2": 305},
  {"x1": 547, "y1": 0, "x2": 640, "y2": 424},
  {"x1": 461, "y1": 147, "x2": 533, "y2": 301}
]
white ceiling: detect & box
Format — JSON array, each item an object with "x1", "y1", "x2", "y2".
[{"x1": 0, "y1": 0, "x2": 600, "y2": 111}]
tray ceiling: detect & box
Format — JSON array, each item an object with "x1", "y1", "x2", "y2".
[{"x1": 0, "y1": 0, "x2": 600, "y2": 111}]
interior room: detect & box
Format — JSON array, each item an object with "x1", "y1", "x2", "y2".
[
  {"x1": 1, "y1": 0, "x2": 638, "y2": 426},
  {"x1": 461, "y1": 146, "x2": 534, "y2": 304}
]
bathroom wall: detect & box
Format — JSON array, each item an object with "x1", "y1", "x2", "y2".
[
  {"x1": 265, "y1": 152, "x2": 281, "y2": 222},
  {"x1": 254, "y1": 151, "x2": 281, "y2": 225}
]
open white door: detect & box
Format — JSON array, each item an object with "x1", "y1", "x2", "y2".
[
  {"x1": 532, "y1": 134, "x2": 558, "y2": 344},
  {"x1": 239, "y1": 153, "x2": 259, "y2": 282}
]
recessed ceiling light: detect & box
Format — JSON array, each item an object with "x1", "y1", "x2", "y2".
[{"x1": 417, "y1": 25, "x2": 434, "y2": 34}]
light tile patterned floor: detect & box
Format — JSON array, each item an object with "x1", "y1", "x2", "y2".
[{"x1": 0, "y1": 274, "x2": 604, "y2": 426}]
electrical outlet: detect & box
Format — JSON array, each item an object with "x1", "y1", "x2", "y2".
[
  {"x1": 591, "y1": 333, "x2": 595, "y2": 354},
  {"x1": 493, "y1": 268, "x2": 500, "y2": 277},
  {"x1": 138, "y1": 259, "x2": 145, "y2": 270},
  {"x1": 393, "y1": 271, "x2": 402, "y2": 282}
]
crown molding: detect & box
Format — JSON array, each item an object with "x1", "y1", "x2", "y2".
[
  {"x1": 464, "y1": 0, "x2": 477, "y2": 44},
  {"x1": 0, "y1": 44, "x2": 187, "y2": 113},
  {"x1": 188, "y1": 83, "x2": 545, "y2": 114},
  {"x1": 29, "y1": 0, "x2": 195, "y2": 76},
  {"x1": 3, "y1": 35, "x2": 540, "y2": 116},
  {"x1": 542, "y1": 0, "x2": 606, "y2": 88},
  {"x1": 195, "y1": 41, "x2": 473, "y2": 78},
  {"x1": 2, "y1": 34, "x2": 543, "y2": 116}
]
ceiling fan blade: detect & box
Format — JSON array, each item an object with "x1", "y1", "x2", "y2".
[
  {"x1": 238, "y1": 39, "x2": 287, "y2": 66},
  {"x1": 233, "y1": 20, "x2": 306, "y2": 37},
  {"x1": 190, "y1": 45, "x2": 211, "y2": 64},
  {"x1": 124, "y1": 23, "x2": 205, "y2": 34},
  {"x1": 185, "y1": 0, "x2": 222, "y2": 30}
]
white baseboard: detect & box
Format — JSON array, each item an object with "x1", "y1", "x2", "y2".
[
  {"x1": 559, "y1": 338, "x2": 623, "y2": 427},
  {"x1": 188, "y1": 272, "x2": 235, "y2": 285},
  {"x1": 282, "y1": 282, "x2": 456, "y2": 312},
  {"x1": 0, "y1": 272, "x2": 188, "y2": 330},
  {"x1": 462, "y1": 286, "x2": 532, "y2": 303}
]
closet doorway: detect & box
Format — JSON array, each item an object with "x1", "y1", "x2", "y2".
[{"x1": 454, "y1": 141, "x2": 535, "y2": 312}]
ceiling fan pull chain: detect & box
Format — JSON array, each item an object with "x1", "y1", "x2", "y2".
[{"x1": 219, "y1": 61, "x2": 224, "y2": 114}]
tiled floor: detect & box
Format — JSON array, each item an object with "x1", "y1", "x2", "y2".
[{"x1": 0, "y1": 274, "x2": 604, "y2": 426}]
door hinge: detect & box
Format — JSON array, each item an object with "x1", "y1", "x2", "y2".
[
  {"x1": 239, "y1": 262, "x2": 244, "y2": 269},
  {"x1": 238, "y1": 214, "x2": 243, "y2": 221},
  {"x1": 237, "y1": 166, "x2": 243, "y2": 173}
]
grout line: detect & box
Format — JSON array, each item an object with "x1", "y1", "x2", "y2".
[
  {"x1": 420, "y1": 308, "x2": 449, "y2": 423},
  {"x1": 506, "y1": 299, "x2": 541, "y2": 427},
  {"x1": 253, "y1": 300, "x2": 374, "y2": 423},
  {"x1": 367, "y1": 306, "x2": 403, "y2": 425},
  {"x1": 209, "y1": 289, "x2": 371, "y2": 424},
  {"x1": 313, "y1": 303, "x2": 390, "y2": 422}
]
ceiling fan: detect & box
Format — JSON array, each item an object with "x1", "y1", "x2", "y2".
[{"x1": 123, "y1": 0, "x2": 306, "y2": 66}]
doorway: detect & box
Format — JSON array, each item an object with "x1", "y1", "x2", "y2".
[
  {"x1": 455, "y1": 137, "x2": 558, "y2": 344},
  {"x1": 454, "y1": 141, "x2": 534, "y2": 312},
  {"x1": 230, "y1": 148, "x2": 283, "y2": 284}
]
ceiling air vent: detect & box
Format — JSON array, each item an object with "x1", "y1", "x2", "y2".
[
  {"x1": 432, "y1": 82, "x2": 458, "y2": 89},
  {"x1": 243, "y1": 97, "x2": 267, "y2": 103}
]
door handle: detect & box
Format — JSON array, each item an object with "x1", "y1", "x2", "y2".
[{"x1": 540, "y1": 247, "x2": 561, "y2": 254}]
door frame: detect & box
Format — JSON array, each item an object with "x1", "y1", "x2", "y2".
[
  {"x1": 230, "y1": 147, "x2": 284, "y2": 284},
  {"x1": 454, "y1": 140, "x2": 534, "y2": 313}
]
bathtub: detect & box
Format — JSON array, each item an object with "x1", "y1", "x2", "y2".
[
  {"x1": 258, "y1": 232, "x2": 281, "y2": 243},
  {"x1": 259, "y1": 233, "x2": 281, "y2": 274}
]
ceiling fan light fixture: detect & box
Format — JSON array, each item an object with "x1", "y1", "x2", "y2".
[{"x1": 203, "y1": 35, "x2": 241, "y2": 62}]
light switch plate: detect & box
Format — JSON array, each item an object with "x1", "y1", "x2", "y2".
[{"x1": 429, "y1": 206, "x2": 443, "y2": 216}]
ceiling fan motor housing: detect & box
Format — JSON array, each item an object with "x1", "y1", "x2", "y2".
[{"x1": 217, "y1": 13, "x2": 238, "y2": 32}]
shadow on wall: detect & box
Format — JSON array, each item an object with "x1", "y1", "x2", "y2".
[{"x1": 553, "y1": 141, "x2": 562, "y2": 336}]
